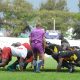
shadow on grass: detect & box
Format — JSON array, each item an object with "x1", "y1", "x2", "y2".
[{"x1": 0, "y1": 68, "x2": 80, "y2": 73}]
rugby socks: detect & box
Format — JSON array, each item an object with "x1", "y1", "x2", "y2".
[
  {"x1": 33, "y1": 60, "x2": 44, "y2": 72},
  {"x1": 36, "y1": 60, "x2": 43, "y2": 72},
  {"x1": 33, "y1": 60, "x2": 37, "y2": 72}
]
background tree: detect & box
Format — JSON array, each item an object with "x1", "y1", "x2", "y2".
[
  {"x1": 35, "y1": 10, "x2": 75, "y2": 34},
  {"x1": 40, "y1": 0, "x2": 67, "y2": 11},
  {"x1": 0, "y1": 0, "x2": 33, "y2": 36},
  {"x1": 78, "y1": 0, "x2": 80, "y2": 12},
  {"x1": 71, "y1": 1, "x2": 80, "y2": 39},
  {"x1": 0, "y1": 0, "x2": 79, "y2": 39},
  {"x1": 39, "y1": 0, "x2": 70, "y2": 36},
  {"x1": 72, "y1": 13, "x2": 80, "y2": 39}
]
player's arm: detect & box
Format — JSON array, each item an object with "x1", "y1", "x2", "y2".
[
  {"x1": 25, "y1": 56, "x2": 33, "y2": 63},
  {"x1": 43, "y1": 36, "x2": 46, "y2": 49},
  {"x1": 0, "y1": 58, "x2": 9, "y2": 67},
  {"x1": 0, "y1": 47, "x2": 11, "y2": 67}
]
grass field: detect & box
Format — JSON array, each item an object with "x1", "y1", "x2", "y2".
[{"x1": 0, "y1": 57, "x2": 80, "y2": 80}]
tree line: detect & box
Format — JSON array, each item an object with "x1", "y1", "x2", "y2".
[{"x1": 0, "y1": 0, "x2": 80, "y2": 39}]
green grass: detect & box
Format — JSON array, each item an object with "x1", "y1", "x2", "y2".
[{"x1": 0, "y1": 57, "x2": 80, "y2": 80}]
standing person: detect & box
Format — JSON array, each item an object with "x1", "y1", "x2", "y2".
[{"x1": 29, "y1": 23, "x2": 46, "y2": 72}]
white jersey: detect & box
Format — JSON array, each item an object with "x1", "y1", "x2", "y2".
[{"x1": 10, "y1": 45, "x2": 28, "y2": 59}]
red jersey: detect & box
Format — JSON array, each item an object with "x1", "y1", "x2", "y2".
[
  {"x1": 22, "y1": 43, "x2": 32, "y2": 50},
  {"x1": 25, "y1": 56, "x2": 33, "y2": 63},
  {"x1": 1, "y1": 47, "x2": 12, "y2": 60}
]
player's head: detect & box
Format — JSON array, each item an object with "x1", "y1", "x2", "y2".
[
  {"x1": 36, "y1": 22, "x2": 42, "y2": 28},
  {"x1": 11, "y1": 42, "x2": 21, "y2": 47}
]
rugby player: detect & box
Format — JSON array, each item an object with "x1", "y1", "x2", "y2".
[
  {"x1": 0, "y1": 42, "x2": 33, "y2": 71},
  {"x1": 45, "y1": 42, "x2": 75, "y2": 72}
]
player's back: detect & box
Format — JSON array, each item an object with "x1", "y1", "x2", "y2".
[{"x1": 30, "y1": 28, "x2": 45, "y2": 43}]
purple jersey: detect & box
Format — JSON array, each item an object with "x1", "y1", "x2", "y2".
[
  {"x1": 30, "y1": 28, "x2": 45, "y2": 43},
  {"x1": 30, "y1": 28, "x2": 45, "y2": 54}
]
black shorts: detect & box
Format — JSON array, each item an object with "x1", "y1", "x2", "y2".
[{"x1": 59, "y1": 51, "x2": 75, "y2": 58}]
